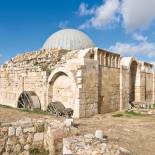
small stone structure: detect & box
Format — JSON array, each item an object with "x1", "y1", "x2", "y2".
[
  {"x1": 0, "y1": 28, "x2": 154, "y2": 118},
  {"x1": 0, "y1": 118, "x2": 131, "y2": 155},
  {"x1": 0, "y1": 118, "x2": 79, "y2": 155}
]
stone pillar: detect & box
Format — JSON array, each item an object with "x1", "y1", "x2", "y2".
[
  {"x1": 118, "y1": 57, "x2": 120, "y2": 68},
  {"x1": 94, "y1": 49, "x2": 98, "y2": 61},
  {"x1": 104, "y1": 54, "x2": 106, "y2": 66},
  {"x1": 153, "y1": 72, "x2": 155, "y2": 104},
  {"x1": 120, "y1": 65, "x2": 123, "y2": 110},
  {"x1": 115, "y1": 57, "x2": 118, "y2": 68},
  {"x1": 111, "y1": 56, "x2": 113, "y2": 67},
  {"x1": 99, "y1": 52, "x2": 102, "y2": 65},
  {"x1": 108, "y1": 55, "x2": 111, "y2": 67}
]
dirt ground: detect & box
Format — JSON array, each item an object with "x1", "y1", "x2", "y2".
[{"x1": 0, "y1": 106, "x2": 155, "y2": 155}]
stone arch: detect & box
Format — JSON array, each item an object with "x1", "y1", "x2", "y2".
[
  {"x1": 17, "y1": 91, "x2": 41, "y2": 109},
  {"x1": 121, "y1": 57, "x2": 137, "y2": 68},
  {"x1": 48, "y1": 68, "x2": 77, "y2": 110},
  {"x1": 129, "y1": 60, "x2": 138, "y2": 102}
]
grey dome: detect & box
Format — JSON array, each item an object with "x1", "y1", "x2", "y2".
[{"x1": 42, "y1": 29, "x2": 95, "y2": 50}]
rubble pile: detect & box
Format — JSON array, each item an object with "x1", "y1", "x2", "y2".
[
  {"x1": 63, "y1": 134, "x2": 131, "y2": 155},
  {"x1": 1, "y1": 48, "x2": 79, "y2": 73},
  {"x1": 0, "y1": 117, "x2": 79, "y2": 155}
]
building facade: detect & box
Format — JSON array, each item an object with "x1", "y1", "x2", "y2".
[{"x1": 0, "y1": 29, "x2": 154, "y2": 118}]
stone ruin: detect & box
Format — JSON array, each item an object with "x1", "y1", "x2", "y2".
[
  {"x1": 0, "y1": 118, "x2": 131, "y2": 155},
  {"x1": 0, "y1": 46, "x2": 154, "y2": 118},
  {"x1": 0, "y1": 28, "x2": 155, "y2": 118}
]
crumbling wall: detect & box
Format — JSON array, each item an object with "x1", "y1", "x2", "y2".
[
  {"x1": 0, "y1": 118, "x2": 79, "y2": 155},
  {"x1": 63, "y1": 134, "x2": 131, "y2": 155},
  {"x1": 0, "y1": 69, "x2": 47, "y2": 110},
  {"x1": 0, "y1": 49, "x2": 78, "y2": 110}
]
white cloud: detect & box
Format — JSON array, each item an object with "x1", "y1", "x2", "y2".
[
  {"x1": 78, "y1": 3, "x2": 95, "y2": 16},
  {"x1": 58, "y1": 20, "x2": 69, "y2": 29},
  {"x1": 132, "y1": 33, "x2": 148, "y2": 42},
  {"x1": 78, "y1": 0, "x2": 155, "y2": 31},
  {"x1": 121, "y1": 0, "x2": 155, "y2": 31},
  {"x1": 79, "y1": 0, "x2": 120, "y2": 29},
  {"x1": 109, "y1": 41, "x2": 155, "y2": 57}
]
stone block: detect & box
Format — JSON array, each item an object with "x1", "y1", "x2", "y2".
[
  {"x1": 33, "y1": 132, "x2": 44, "y2": 146},
  {"x1": 8, "y1": 127, "x2": 16, "y2": 136},
  {"x1": 23, "y1": 127, "x2": 36, "y2": 133},
  {"x1": 14, "y1": 144, "x2": 22, "y2": 153},
  {"x1": 16, "y1": 127, "x2": 22, "y2": 136},
  {"x1": 24, "y1": 144, "x2": 30, "y2": 151},
  {"x1": 0, "y1": 138, "x2": 6, "y2": 154},
  {"x1": 26, "y1": 134, "x2": 33, "y2": 144}
]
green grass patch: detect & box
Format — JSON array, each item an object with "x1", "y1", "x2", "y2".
[
  {"x1": 125, "y1": 111, "x2": 142, "y2": 117},
  {"x1": 112, "y1": 111, "x2": 147, "y2": 118},
  {"x1": 18, "y1": 108, "x2": 50, "y2": 115},
  {"x1": 0, "y1": 104, "x2": 14, "y2": 109},
  {"x1": 30, "y1": 148, "x2": 49, "y2": 155},
  {"x1": 112, "y1": 113, "x2": 124, "y2": 117}
]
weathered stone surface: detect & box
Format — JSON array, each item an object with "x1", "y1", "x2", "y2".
[
  {"x1": 33, "y1": 132, "x2": 44, "y2": 146},
  {"x1": 0, "y1": 138, "x2": 6, "y2": 154},
  {"x1": 19, "y1": 136, "x2": 26, "y2": 145},
  {"x1": 19, "y1": 150, "x2": 30, "y2": 155},
  {"x1": 2, "y1": 152, "x2": 10, "y2": 155},
  {"x1": 23, "y1": 127, "x2": 36, "y2": 133},
  {"x1": 8, "y1": 127, "x2": 16, "y2": 136},
  {"x1": 26, "y1": 134, "x2": 33, "y2": 144},
  {"x1": 0, "y1": 117, "x2": 132, "y2": 155},
  {"x1": 7, "y1": 137, "x2": 17, "y2": 145},
  {"x1": 0, "y1": 127, "x2": 8, "y2": 136},
  {"x1": 63, "y1": 134, "x2": 131, "y2": 155},
  {"x1": 24, "y1": 144, "x2": 30, "y2": 151},
  {"x1": 18, "y1": 119, "x2": 33, "y2": 128},
  {"x1": 14, "y1": 144, "x2": 22, "y2": 153},
  {"x1": 16, "y1": 127, "x2": 22, "y2": 136}
]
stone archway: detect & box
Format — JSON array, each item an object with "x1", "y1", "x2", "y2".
[
  {"x1": 48, "y1": 71, "x2": 76, "y2": 110},
  {"x1": 129, "y1": 61, "x2": 138, "y2": 102}
]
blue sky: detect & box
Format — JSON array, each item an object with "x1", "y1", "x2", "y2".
[{"x1": 0, "y1": 0, "x2": 155, "y2": 64}]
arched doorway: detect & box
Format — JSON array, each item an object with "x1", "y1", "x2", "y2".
[
  {"x1": 17, "y1": 91, "x2": 41, "y2": 109},
  {"x1": 129, "y1": 61, "x2": 138, "y2": 102},
  {"x1": 48, "y1": 72, "x2": 76, "y2": 110}
]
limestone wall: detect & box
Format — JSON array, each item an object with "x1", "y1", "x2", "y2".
[
  {"x1": 120, "y1": 66, "x2": 129, "y2": 110},
  {"x1": 139, "y1": 72, "x2": 153, "y2": 102},
  {"x1": 0, "y1": 70, "x2": 47, "y2": 110},
  {"x1": 153, "y1": 73, "x2": 155, "y2": 104},
  {"x1": 79, "y1": 59, "x2": 99, "y2": 117},
  {"x1": 99, "y1": 66, "x2": 120, "y2": 113},
  {"x1": 0, "y1": 118, "x2": 79, "y2": 155}
]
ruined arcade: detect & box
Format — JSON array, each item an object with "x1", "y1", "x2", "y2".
[{"x1": 0, "y1": 29, "x2": 154, "y2": 118}]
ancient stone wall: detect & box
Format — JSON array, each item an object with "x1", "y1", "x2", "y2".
[
  {"x1": 0, "y1": 70, "x2": 47, "y2": 110},
  {"x1": 99, "y1": 66, "x2": 120, "y2": 113},
  {"x1": 139, "y1": 72, "x2": 153, "y2": 102},
  {"x1": 79, "y1": 59, "x2": 99, "y2": 117},
  {"x1": 120, "y1": 66, "x2": 129, "y2": 110},
  {"x1": 0, "y1": 49, "x2": 79, "y2": 111},
  {"x1": 0, "y1": 118, "x2": 79, "y2": 155}
]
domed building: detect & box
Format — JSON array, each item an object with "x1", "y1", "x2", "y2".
[
  {"x1": 42, "y1": 29, "x2": 95, "y2": 50},
  {"x1": 0, "y1": 28, "x2": 154, "y2": 118}
]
